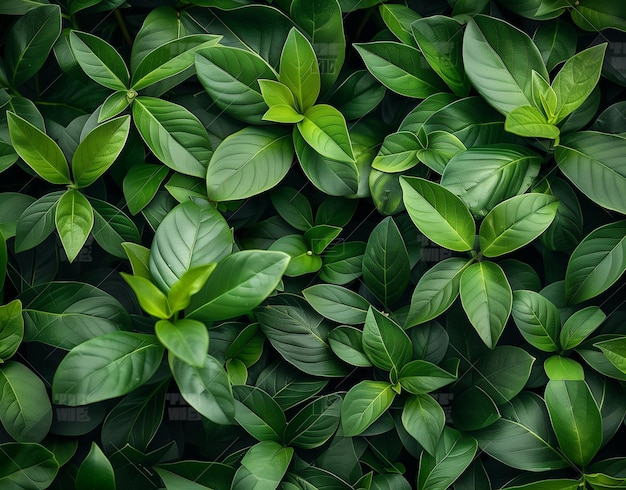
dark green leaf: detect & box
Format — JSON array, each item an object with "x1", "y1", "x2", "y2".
[
  {"x1": 233, "y1": 385, "x2": 286, "y2": 443},
  {"x1": 90, "y1": 198, "x2": 141, "y2": 258},
  {"x1": 399, "y1": 359, "x2": 458, "y2": 394},
  {"x1": 560, "y1": 306, "x2": 605, "y2": 351},
  {"x1": 401, "y1": 393, "x2": 445, "y2": 456},
  {"x1": 595, "y1": 337, "x2": 626, "y2": 375},
  {"x1": 512, "y1": 290, "x2": 560, "y2": 352},
  {"x1": 0, "y1": 301, "x2": 23, "y2": 362},
  {"x1": 270, "y1": 187, "x2": 313, "y2": 231},
  {"x1": 69, "y1": 30, "x2": 129, "y2": 90},
  {"x1": 341, "y1": 380, "x2": 395, "y2": 437},
  {"x1": 328, "y1": 326, "x2": 371, "y2": 367},
  {"x1": 0, "y1": 442, "x2": 58, "y2": 489},
  {"x1": 75, "y1": 443, "x2": 115, "y2": 490},
  {"x1": 284, "y1": 393, "x2": 342, "y2": 449},
  {"x1": 232, "y1": 441, "x2": 293, "y2": 490},
  {"x1": 363, "y1": 307, "x2": 412, "y2": 373},
  {"x1": 303, "y1": 284, "x2": 369, "y2": 325},
  {"x1": 123, "y1": 163, "x2": 169, "y2": 215},
  {"x1": 14, "y1": 191, "x2": 63, "y2": 252},
  {"x1": 379, "y1": 4, "x2": 421, "y2": 46}
]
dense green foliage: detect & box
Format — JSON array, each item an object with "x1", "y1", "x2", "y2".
[{"x1": 2, "y1": 0, "x2": 626, "y2": 488}]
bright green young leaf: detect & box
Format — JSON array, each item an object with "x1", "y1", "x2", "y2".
[
  {"x1": 149, "y1": 200, "x2": 232, "y2": 292},
  {"x1": 511, "y1": 290, "x2": 560, "y2": 352},
  {"x1": 545, "y1": 379, "x2": 602, "y2": 467},
  {"x1": 98, "y1": 90, "x2": 130, "y2": 122},
  {"x1": 297, "y1": 104, "x2": 354, "y2": 163},
  {"x1": 284, "y1": 393, "x2": 342, "y2": 449},
  {"x1": 555, "y1": 131, "x2": 626, "y2": 215},
  {"x1": 7, "y1": 112, "x2": 70, "y2": 185},
  {"x1": 0, "y1": 361, "x2": 52, "y2": 442},
  {"x1": 258, "y1": 79, "x2": 298, "y2": 111},
  {"x1": 362, "y1": 216, "x2": 410, "y2": 306},
  {"x1": 531, "y1": 70, "x2": 557, "y2": 118},
  {"x1": 0, "y1": 442, "x2": 58, "y2": 489},
  {"x1": 371, "y1": 131, "x2": 421, "y2": 173},
  {"x1": 595, "y1": 337, "x2": 626, "y2": 375},
  {"x1": 341, "y1": 380, "x2": 395, "y2": 437},
  {"x1": 55, "y1": 189, "x2": 94, "y2": 263},
  {"x1": 463, "y1": 15, "x2": 549, "y2": 114},
  {"x1": 5, "y1": 5, "x2": 61, "y2": 87},
  {"x1": 234, "y1": 441, "x2": 293, "y2": 490},
  {"x1": 14, "y1": 190, "x2": 63, "y2": 252},
  {"x1": 123, "y1": 163, "x2": 169, "y2": 215},
  {"x1": 564, "y1": 220, "x2": 626, "y2": 304},
  {"x1": 233, "y1": 385, "x2": 286, "y2": 443},
  {"x1": 0, "y1": 300, "x2": 23, "y2": 362},
  {"x1": 156, "y1": 319, "x2": 208, "y2": 368},
  {"x1": 279, "y1": 28, "x2": 320, "y2": 112},
  {"x1": 544, "y1": 355, "x2": 585, "y2": 381},
  {"x1": 479, "y1": 194, "x2": 559, "y2": 257},
  {"x1": 52, "y1": 332, "x2": 164, "y2": 406},
  {"x1": 269, "y1": 235, "x2": 322, "y2": 277},
  {"x1": 401, "y1": 394, "x2": 445, "y2": 456},
  {"x1": 354, "y1": 41, "x2": 446, "y2": 98},
  {"x1": 206, "y1": 126, "x2": 293, "y2": 202},
  {"x1": 505, "y1": 105, "x2": 560, "y2": 139},
  {"x1": 416, "y1": 130, "x2": 466, "y2": 175},
  {"x1": 398, "y1": 359, "x2": 458, "y2": 394},
  {"x1": 122, "y1": 242, "x2": 151, "y2": 279},
  {"x1": 406, "y1": 258, "x2": 471, "y2": 328},
  {"x1": 328, "y1": 326, "x2": 371, "y2": 367},
  {"x1": 400, "y1": 177, "x2": 475, "y2": 252},
  {"x1": 417, "y1": 427, "x2": 478, "y2": 490},
  {"x1": 304, "y1": 225, "x2": 341, "y2": 255},
  {"x1": 270, "y1": 186, "x2": 314, "y2": 231},
  {"x1": 69, "y1": 31, "x2": 129, "y2": 90},
  {"x1": 560, "y1": 306, "x2": 605, "y2": 351},
  {"x1": 72, "y1": 115, "x2": 130, "y2": 188},
  {"x1": 362, "y1": 307, "x2": 412, "y2": 373},
  {"x1": 131, "y1": 34, "x2": 221, "y2": 90},
  {"x1": 186, "y1": 250, "x2": 289, "y2": 322},
  {"x1": 379, "y1": 4, "x2": 421, "y2": 46},
  {"x1": 303, "y1": 284, "x2": 369, "y2": 325},
  {"x1": 411, "y1": 15, "x2": 470, "y2": 96},
  {"x1": 133, "y1": 96, "x2": 212, "y2": 178},
  {"x1": 263, "y1": 104, "x2": 304, "y2": 124},
  {"x1": 75, "y1": 442, "x2": 115, "y2": 490},
  {"x1": 169, "y1": 353, "x2": 235, "y2": 425},
  {"x1": 167, "y1": 264, "x2": 217, "y2": 313},
  {"x1": 551, "y1": 44, "x2": 607, "y2": 122}
]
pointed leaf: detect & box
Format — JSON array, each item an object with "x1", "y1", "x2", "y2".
[
  {"x1": 232, "y1": 385, "x2": 286, "y2": 443},
  {"x1": 363, "y1": 307, "x2": 412, "y2": 373},
  {"x1": 0, "y1": 442, "x2": 58, "y2": 489},
  {"x1": 123, "y1": 163, "x2": 169, "y2": 215},
  {"x1": 234, "y1": 441, "x2": 293, "y2": 490},
  {"x1": 512, "y1": 290, "x2": 560, "y2": 352},
  {"x1": 297, "y1": 104, "x2": 354, "y2": 163},
  {"x1": 0, "y1": 301, "x2": 23, "y2": 362},
  {"x1": 279, "y1": 28, "x2": 320, "y2": 112},
  {"x1": 328, "y1": 326, "x2": 371, "y2": 367},
  {"x1": 156, "y1": 319, "x2": 208, "y2": 368},
  {"x1": 560, "y1": 306, "x2": 605, "y2": 351},
  {"x1": 75, "y1": 443, "x2": 115, "y2": 490},
  {"x1": 399, "y1": 359, "x2": 458, "y2": 394},
  {"x1": 90, "y1": 198, "x2": 141, "y2": 258},
  {"x1": 69, "y1": 30, "x2": 129, "y2": 90},
  {"x1": 55, "y1": 189, "x2": 94, "y2": 263},
  {"x1": 341, "y1": 380, "x2": 395, "y2": 437},
  {"x1": 371, "y1": 131, "x2": 420, "y2": 173},
  {"x1": 594, "y1": 337, "x2": 626, "y2": 375},
  {"x1": 401, "y1": 394, "x2": 445, "y2": 456},
  {"x1": 284, "y1": 393, "x2": 342, "y2": 449},
  {"x1": 303, "y1": 284, "x2": 369, "y2": 325}
]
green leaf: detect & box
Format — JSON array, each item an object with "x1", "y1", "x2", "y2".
[
  {"x1": 155, "y1": 468, "x2": 212, "y2": 490},
  {"x1": 259, "y1": 79, "x2": 298, "y2": 110},
  {"x1": 55, "y1": 189, "x2": 94, "y2": 263},
  {"x1": 297, "y1": 104, "x2": 354, "y2": 163},
  {"x1": 98, "y1": 91, "x2": 130, "y2": 122},
  {"x1": 279, "y1": 28, "x2": 320, "y2": 112},
  {"x1": 52, "y1": 332, "x2": 164, "y2": 406},
  {"x1": 452, "y1": 385, "x2": 500, "y2": 431},
  {"x1": 303, "y1": 284, "x2": 369, "y2": 325},
  {"x1": 123, "y1": 163, "x2": 169, "y2": 216},
  {"x1": 417, "y1": 427, "x2": 478, "y2": 490},
  {"x1": 371, "y1": 131, "x2": 420, "y2": 173},
  {"x1": 406, "y1": 258, "x2": 470, "y2": 328},
  {"x1": 72, "y1": 115, "x2": 130, "y2": 188},
  {"x1": 168, "y1": 264, "x2": 217, "y2": 313},
  {"x1": 133, "y1": 96, "x2": 212, "y2": 178},
  {"x1": 354, "y1": 42, "x2": 445, "y2": 98},
  {"x1": 555, "y1": 131, "x2": 626, "y2": 215},
  {"x1": 462, "y1": 15, "x2": 549, "y2": 114},
  {"x1": 416, "y1": 131, "x2": 466, "y2": 175},
  {"x1": 131, "y1": 34, "x2": 220, "y2": 90},
  {"x1": 0, "y1": 300, "x2": 22, "y2": 364},
  {"x1": 564, "y1": 220, "x2": 626, "y2": 304},
  {"x1": 362, "y1": 216, "x2": 410, "y2": 306},
  {"x1": 320, "y1": 240, "x2": 365, "y2": 285},
  {"x1": 460, "y1": 261, "x2": 512, "y2": 348},
  {"x1": 5, "y1": 5, "x2": 61, "y2": 87},
  {"x1": 545, "y1": 379, "x2": 602, "y2": 467},
  {"x1": 533, "y1": 19, "x2": 577, "y2": 71},
  {"x1": 14, "y1": 191, "x2": 63, "y2": 252},
  {"x1": 269, "y1": 235, "x2": 322, "y2": 277},
  {"x1": 149, "y1": 200, "x2": 232, "y2": 292},
  {"x1": 341, "y1": 380, "x2": 395, "y2": 437},
  {"x1": 560, "y1": 306, "x2": 605, "y2": 351},
  {"x1": 90, "y1": 198, "x2": 141, "y2": 258},
  {"x1": 401, "y1": 394, "x2": 445, "y2": 456},
  {"x1": 474, "y1": 391, "x2": 568, "y2": 472},
  {"x1": 7, "y1": 112, "x2": 70, "y2": 185},
  {"x1": 169, "y1": 353, "x2": 235, "y2": 425},
  {"x1": 187, "y1": 250, "x2": 289, "y2": 322},
  {"x1": 326, "y1": 70, "x2": 386, "y2": 120},
  {"x1": 399, "y1": 359, "x2": 458, "y2": 394},
  {"x1": 570, "y1": 0, "x2": 626, "y2": 32},
  {"x1": 504, "y1": 480, "x2": 579, "y2": 490},
  {"x1": 479, "y1": 194, "x2": 559, "y2": 257},
  {"x1": 363, "y1": 307, "x2": 412, "y2": 374},
  {"x1": 505, "y1": 105, "x2": 560, "y2": 139},
  {"x1": 75, "y1": 443, "x2": 115, "y2": 490},
  {"x1": 256, "y1": 360, "x2": 328, "y2": 410},
  {"x1": 195, "y1": 46, "x2": 277, "y2": 125},
  {"x1": 69, "y1": 30, "x2": 129, "y2": 90},
  {"x1": 284, "y1": 393, "x2": 342, "y2": 449},
  {"x1": 233, "y1": 441, "x2": 293, "y2": 490},
  {"x1": 270, "y1": 186, "x2": 314, "y2": 231},
  {"x1": 156, "y1": 319, "x2": 208, "y2": 368},
  {"x1": 233, "y1": 385, "x2": 286, "y2": 443},
  {"x1": 256, "y1": 296, "x2": 347, "y2": 377},
  {"x1": 156, "y1": 461, "x2": 234, "y2": 490},
  {"x1": 594, "y1": 337, "x2": 626, "y2": 375},
  {"x1": 0, "y1": 361, "x2": 51, "y2": 442},
  {"x1": 0, "y1": 442, "x2": 58, "y2": 489},
  {"x1": 328, "y1": 326, "x2": 371, "y2": 367},
  {"x1": 400, "y1": 176, "x2": 475, "y2": 252},
  {"x1": 543, "y1": 355, "x2": 585, "y2": 381},
  {"x1": 206, "y1": 126, "x2": 293, "y2": 202},
  {"x1": 122, "y1": 242, "x2": 151, "y2": 279},
  {"x1": 411, "y1": 15, "x2": 470, "y2": 96},
  {"x1": 263, "y1": 104, "x2": 304, "y2": 124},
  {"x1": 511, "y1": 290, "x2": 560, "y2": 352}
]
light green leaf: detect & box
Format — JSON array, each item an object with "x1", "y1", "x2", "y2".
[
  {"x1": 0, "y1": 300, "x2": 23, "y2": 362},
  {"x1": 297, "y1": 104, "x2": 354, "y2": 163},
  {"x1": 341, "y1": 380, "x2": 395, "y2": 437},
  {"x1": 460, "y1": 262, "x2": 512, "y2": 349},
  {"x1": 401, "y1": 176, "x2": 475, "y2": 252},
  {"x1": 156, "y1": 319, "x2": 208, "y2": 368},
  {"x1": 399, "y1": 359, "x2": 458, "y2": 394},
  {"x1": 72, "y1": 115, "x2": 130, "y2": 188},
  {"x1": 52, "y1": 332, "x2": 164, "y2": 406},
  {"x1": 511, "y1": 290, "x2": 560, "y2": 352},
  {"x1": 133, "y1": 96, "x2": 212, "y2": 178},
  {"x1": 462, "y1": 15, "x2": 548, "y2": 114},
  {"x1": 363, "y1": 307, "x2": 412, "y2": 373},
  {"x1": 206, "y1": 126, "x2": 293, "y2": 202},
  {"x1": 168, "y1": 264, "x2": 217, "y2": 313},
  {"x1": 55, "y1": 189, "x2": 94, "y2": 263},
  {"x1": 279, "y1": 28, "x2": 320, "y2": 112},
  {"x1": 234, "y1": 441, "x2": 293, "y2": 490},
  {"x1": 379, "y1": 4, "x2": 421, "y2": 46},
  {"x1": 263, "y1": 104, "x2": 304, "y2": 124},
  {"x1": 564, "y1": 220, "x2": 626, "y2": 304},
  {"x1": 75, "y1": 443, "x2": 115, "y2": 490},
  {"x1": 401, "y1": 394, "x2": 445, "y2": 456},
  {"x1": 479, "y1": 193, "x2": 559, "y2": 257},
  {"x1": 0, "y1": 361, "x2": 51, "y2": 442},
  {"x1": 7, "y1": 112, "x2": 70, "y2": 185},
  {"x1": 544, "y1": 355, "x2": 585, "y2": 381},
  {"x1": 371, "y1": 131, "x2": 420, "y2": 173},
  {"x1": 258, "y1": 79, "x2": 297, "y2": 110},
  {"x1": 169, "y1": 353, "x2": 235, "y2": 425},
  {"x1": 98, "y1": 90, "x2": 130, "y2": 122},
  {"x1": 505, "y1": 105, "x2": 560, "y2": 139},
  {"x1": 0, "y1": 442, "x2": 58, "y2": 489},
  {"x1": 186, "y1": 250, "x2": 289, "y2": 322},
  {"x1": 594, "y1": 337, "x2": 626, "y2": 375},
  {"x1": 269, "y1": 235, "x2": 322, "y2": 277},
  {"x1": 303, "y1": 284, "x2": 369, "y2": 325},
  {"x1": 560, "y1": 306, "x2": 605, "y2": 351},
  {"x1": 545, "y1": 379, "x2": 602, "y2": 467},
  {"x1": 69, "y1": 30, "x2": 129, "y2": 90}
]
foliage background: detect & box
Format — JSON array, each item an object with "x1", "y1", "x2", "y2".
[{"x1": 1, "y1": 0, "x2": 626, "y2": 488}]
